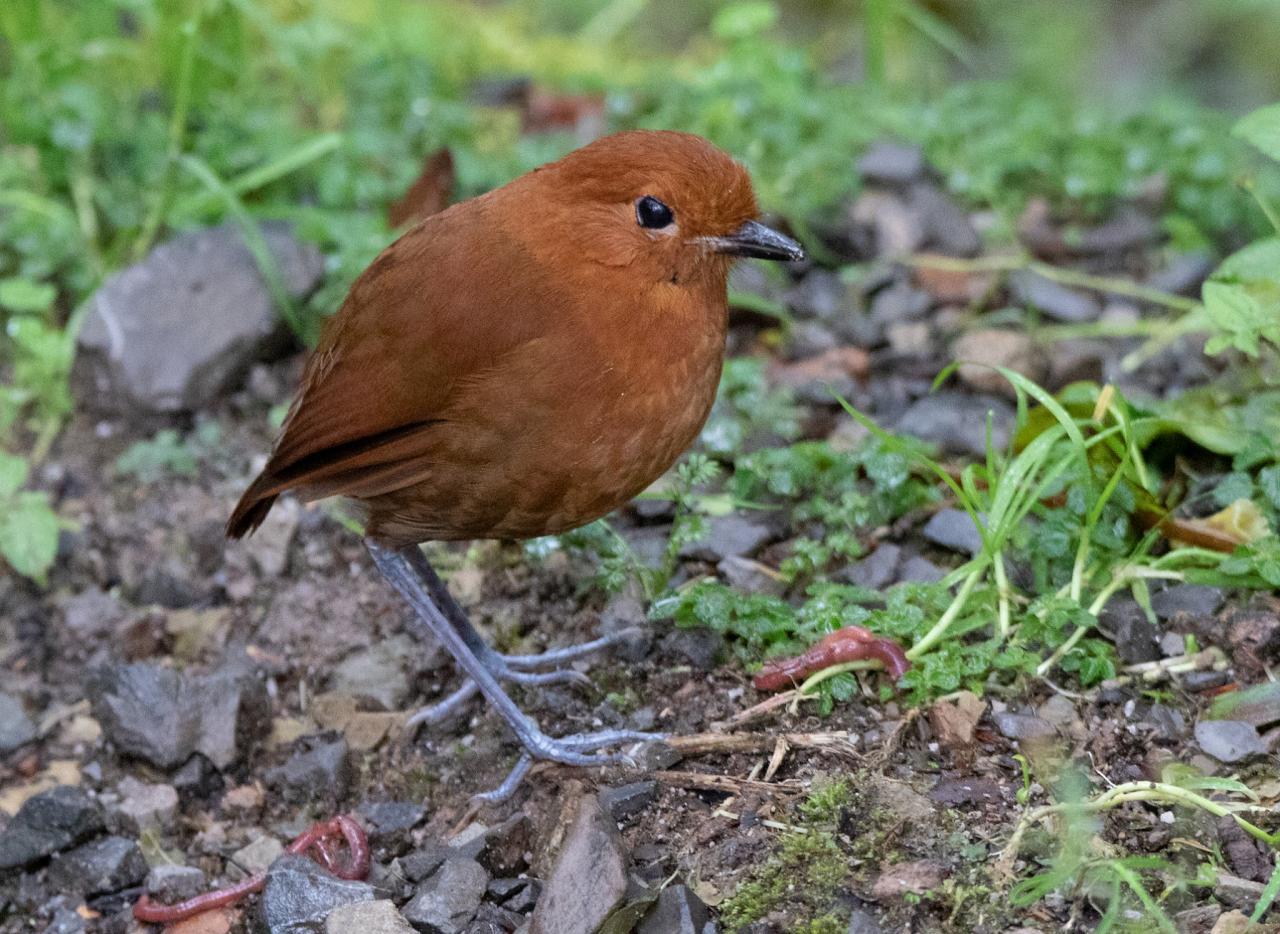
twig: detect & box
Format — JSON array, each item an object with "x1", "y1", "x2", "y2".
[
  {"x1": 650, "y1": 770, "x2": 806, "y2": 797},
  {"x1": 665, "y1": 731, "x2": 860, "y2": 758}
]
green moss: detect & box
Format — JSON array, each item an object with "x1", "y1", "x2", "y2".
[{"x1": 719, "y1": 829, "x2": 848, "y2": 929}]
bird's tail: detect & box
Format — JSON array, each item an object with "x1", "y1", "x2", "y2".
[{"x1": 226, "y1": 475, "x2": 279, "y2": 539}]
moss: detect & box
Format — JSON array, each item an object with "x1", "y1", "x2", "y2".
[{"x1": 718, "y1": 829, "x2": 849, "y2": 929}]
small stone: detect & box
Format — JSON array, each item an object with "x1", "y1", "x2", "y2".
[
  {"x1": 1008, "y1": 269, "x2": 1101, "y2": 323},
  {"x1": 1173, "y1": 904, "x2": 1223, "y2": 934},
  {"x1": 717, "y1": 555, "x2": 785, "y2": 596},
  {"x1": 1214, "y1": 873, "x2": 1267, "y2": 913},
  {"x1": 1101, "y1": 596, "x2": 1161, "y2": 664},
  {"x1": 631, "y1": 741, "x2": 682, "y2": 772},
  {"x1": 992, "y1": 712, "x2": 1056, "y2": 741},
  {"x1": 910, "y1": 183, "x2": 981, "y2": 257},
  {"x1": 401, "y1": 844, "x2": 454, "y2": 883},
  {"x1": 529, "y1": 795, "x2": 629, "y2": 934},
  {"x1": 147, "y1": 863, "x2": 208, "y2": 903},
  {"x1": 1146, "y1": 252, "x2": 1215, "y2": 296},
  {"x1": 869, "y1": 280, "x2": 932, "y2": 324},
  {"x1": 172, "y1": 754, "x2": 223, "y2": 799},
  {"x1": 857, "y1": 141, "x2": 926, "y2": 187},
  {"x1": 1196, "y1": 720, "x2": 1266, "y2": 763},
  {"x1": 1146, "y1": 704, "x2": 1188, "y2": 741},
  {"x1": 260, "y1": 853, "x2": 376, "y2": 933},
  {"x1": 836, "y1": 543, "x2": 901, "y2": 591},
  {"x1": 599, "y1": 593, "x2": 654, "y2": 663},
  {"x1": 0, "y1": 785, "x2": 105, "y2": 870},
  {"x1": 659, "y1": 629, "x2": 724, "y2": 671},
  {"x1": 770, "y1": 346, "x2": 870, "y2": 403},
  {"x1": 114, "y1": 776, "x2": 179, "y2": 832},
  {"x1": 1160, "y1": 632, "x2": 1186, "y2": 657},
  {"x1": 921, "y1": 509, "x2": 984, "y2": 556},
  {"x1": 927, "y1": 691, "x2": 985, "y2": 750},
  {"x1": 854, "y1": 191, "x2": 926, "y2": 257},
  {"x1": 326, "y1": 900, "x2": 416, "y2": 934},
  {"x1": 847, "y1": 907, "x2": 884, "y2": 934},
  {"x1": 929, "y1": 777, "x2": 1002, "y2": 807},
  {"x1": 598, "y1": 781, "x2": 659, "y2": 822},
  {"x1": 885, "y1": 321, "x2": 933, "y2": 356},
  {"x1": 1036, "y1": 694, "x2": 1079, "y2": 729},
  {"x1": 266, "y1": 738, "x2": 351, "y2": 803},
  {"x1": 402, "y1": 858, "x2": 489, "y2": 934},
  {"x1": 952, "y1": 329, "x2": 1047, "y2": 397},
  {"x1": 636, "y1": 884, "x2": 711, "y2": 934},
  {"x1": 679, "y1": 514, "x2": 772, "y2": 562},
  {"x1": 784, "y1": 270, "x2": 850, "y2": 322},
  {"x1": 789, "y1": 320, "x2": 839, "y2": 358},
  {"x1": 344, "y1": 712, "x2": 404, "y2": 752},
  {"x1": 48, "y1": 835, "x2": 147, "y2": 896},
  {"x1": 328, "y1": 636, "x2": 415, "y2": 711},
  {"x1": 896, "y1": 555, "x2": 946, "y2": 584},
  {"x1": 229, "y1": 834, "x2": 284, "y2": 881},
  {"x1": 1151, "y1": 584, "x2": 1225, "y2": 622},
  {"x1": 871, "y1": 859, "x2": 945, "y2": 900},
  {"x1": 1211, "y1": 910, "x2": 1259, "y2": 934},
  {"x1": 1047, "y1": 338, "x2": 1110, "y2": 389},
  {"x1": 488, "y1": 878, "x2": 542, "y2": 913},
  {"x1": 359, "y1": 801, "x2": 427, "y2": 852},
  {"x1": 870, "y1": 777, "x2": 934, "y2": 822},
  {"x1": 895, "y1": 392, "x2": 1013, "y2": 458},
  {"x1": 0, "y1": 693, "x2": 37, "y2": 753}
]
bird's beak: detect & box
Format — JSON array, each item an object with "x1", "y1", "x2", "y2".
[{"x1": 701, "y1": 220, "x2": 805, "y2": 262}]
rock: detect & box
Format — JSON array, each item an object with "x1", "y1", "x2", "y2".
[
  {"x1": 599, "y1": 592, "x2": 654, "y2": 663},
  {"x1": 358, "y1": 801, "x2": 427, "y2": 853},
  {"x1": 857, "y1": 141, "x2": 926, "y2": 187},
  {"x1": 770, "y1": 346, "x2": 869, "y2": 404},
  {"x1": 58, "y1": 587, "x2": 128, "y2": 638},
  {"x1": 895, "y1": 392, "x2": 1013, "y2": 458},
  {"x1": 244, "y1": 497, "x2": 300, "y2": 578},
  {"x1": 1037, "y1": 694, "x2": 1079, "y2": 729},
  {"x1": 927, "y1": 691, "x2": 985, "y2": 750},
  {"x1": 717, "y1": 555, "x2": 785, "y2": 596},
  {"x1": 679, "y1": 514, "x2": 772, "y2": 562},
  {"x1": 1211, "y1": 910, "x2": 1266, "y2": 934},
  {"x1": 229, "y1": 835, "x2": 285, "y2": 881},
  {"x1": 871, "y1": 859, "x2": 945, "y2": 900},
  {"x1": 992, "y1": 712, "x2": 1057, "y2": 741},
  {"x1": 73, "y1": 222, "x2": 323, "y2": 415},
  {"x1": 1174, "y1": 904, "x2": 1223, "y2": 934},
  {"x1": 598, "y1": 781, "x2": 659, "y2": 822},
  {"x1": 1147, "y1": 253, "x2": 1215, "y2": 296},
  {"x1": 837, "y1": 543, "x2": 901, "y2": 590},
  {"x1": 260, "y1": 853, "x2": 376, "y2": 933},
  {"x1": 488, "y1": 878, "x2": 541, "y2": 913},
  {"x1": 921, "y1": 509, "x2": 984, "y2": 556},
  {"x1": 470, "y1": 813, "x2": 533, "y2": 877},
  {"x1": 789, "y1": 320, "x2": 839, "y2": 358},
  {"x1": 1195, "y1": 720, "x2": 1266, "y2": 763},
  {"x1": 784, "y1": 270, "x2": 850, "y2": 323},
  {"x1": 632, "y1": 741, "x2": 682, "y2": 772},
  {"x1": 401, "y1": 844, "x2": 454, "y2": 883},
  {"x1": 529, "y1": 795, "x2": 629, "y2": 934},
  {"x1": 870, "y1": 777, "x2": 934, "y2": 823},
  {"x1": 88, "y1": 659, "x2": 269, "y2": 770},
  {"x1": 929, "y1": 777, "x2": 1002, "y2": 807},
  {"x1": 45, "y1": 905, "x2": 87, "y2": 934},
  {"x1": 171, "y1": 753, "x2": 223, "y2": 798},
  {"x1": 952, "y1": 329, "x2": 1047, "y2": 397},
  {"x1": 1100, "y1": 596, "x2": 1161, "y2": 664},
  {"x1": 1008, "y1": 269, "x2": 1101, "y2": 323},
  {"x1": 114, "y1": 776, "x2": 179, "y2": 832},
  {"x1": 910, "y1": 184, "x2": 981, "y2": 257},
  {"x1": 636, "y1": 884, "x2": 711, "y2": 934},
  {"x1": 659, "y1": 629, "x2": 724, "y2": 671},
  {"x1": 1214, "y1": 873, "x2": 1267, "y2": 913},
  {"x1": 853, "y1": 191, "x2": 926, "y2": 257},
  {"x1": 847, "y1": 908, "x2": 884, "y2": 934},
  {"x1": 328, "y1": 636, "x2": 414, "y2": 711},
  {"x1": 468, "y1": 903, "x2": 530, "y2": 933},
  {"x1": 1146, "y1": 704, "x2": 1188, "y2": 741},
  {"x1": 48, "y1": 835, "x2": 147, "y2": 896},
  {"x1": 327, "y1": 900, "x2": 417, "y2": 934},
  {"x1": 147, "y1": 863, "x2": 208, "y2": 903},
  {"x1": 402, "y1": 858, "x2": 489, "y2": 934},
  {"x1": 896, "y1": 555, "x2": 946, "y2": 584},
  {"x1": 0, "y1": 692, "x2": 37, "y2": 753},
  {"x1": 1151, "y1": 584, "x2": 1225, "y2": 622},
  {"x1": 869, "y1": 280, "x2": 931, "y2": 325},
  {"x1": 266, "y1": 738, "x2": 351, "y2": 803},
  {"x1": 0, "y1": 785, "x2": 105, "y2": 870}
]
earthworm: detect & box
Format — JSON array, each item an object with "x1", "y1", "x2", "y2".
[
  {"x1": 752, "y1": 625, "x2": 910, "y2": 692},
  {"x1": 133, "y1": 814, "x2": 369, "y2": 924}
]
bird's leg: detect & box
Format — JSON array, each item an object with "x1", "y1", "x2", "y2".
[{"x1": 367, "y1": 540, "x2": 664, "y2": 772}]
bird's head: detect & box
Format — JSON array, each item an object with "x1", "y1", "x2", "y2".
[{"x1": 518, "y1": 130, "x2": 804, "y2": 289}]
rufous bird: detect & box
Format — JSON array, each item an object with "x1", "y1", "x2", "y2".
[{"x1": 228, "y1": 130, "x2": 804, "y2": 798}]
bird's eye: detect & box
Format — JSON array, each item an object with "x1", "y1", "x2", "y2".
[{"x1": 635, "y1": 195, "x2": 674, "y2": 229}]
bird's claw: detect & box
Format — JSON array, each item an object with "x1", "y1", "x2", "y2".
[{"x1": 472, "y1": 728, "x2": 665, "y2": 805}]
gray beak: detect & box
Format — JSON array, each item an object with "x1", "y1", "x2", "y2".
[{"x1": 703, "y1": 220, "x2": 805, "y2": 262}]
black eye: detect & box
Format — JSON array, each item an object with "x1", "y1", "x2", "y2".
[{"x1": 636, "y1": 195, "x2": 674, "y2": 229}]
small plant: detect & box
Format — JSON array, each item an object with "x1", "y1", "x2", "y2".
[
  {"x1": 115, "y1": 423, "x2": 221, "y2": 484},
  {"x1": 0, "y1": 450, "x2": 65, "y2": 584}
]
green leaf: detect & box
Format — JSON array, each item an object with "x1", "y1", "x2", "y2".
[
  {"x1": 712, "y1": 1, "x2": 779, "y2": 40},
  {"x1": 0, "y1": 452, "x2": 29, "y2": 499},
  {"x1": 1234, "y1": 103, "x2": 1280, "y2": 163},
  {"x1": 1251, "y1": 859, "x2": 1280, "y2": 925},
  {"x1": 1214, "y1": 237, "x2": 1280, "y2": 283},
  {"x1": 0, "y1": 277, "x2": 56, "y2": 314},
  {"x1": 0, "y1": 491, "x2": 60, "y2": 584},
  {"x1": 1202, "y1": 282, "x2": 1272, "y2": 356}
]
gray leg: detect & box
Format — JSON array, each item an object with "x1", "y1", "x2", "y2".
[{"x1": 367, "y1": 540, "x2": 663, "y2": 769}]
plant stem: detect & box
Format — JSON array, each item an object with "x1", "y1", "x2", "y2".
[
  {"x1": 907, "y1": 562, "x2": 984, "y2": 660},
  {"x1": 864, "y1": 0, "x2": 891, "y2": 86}
]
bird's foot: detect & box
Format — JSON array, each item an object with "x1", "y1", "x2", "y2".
[{"x1": 474, "y1": 728, "x2": 666, "y2": 805}]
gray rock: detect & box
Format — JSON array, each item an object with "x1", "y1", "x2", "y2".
[
  {"x1": 847, "y1": 907, "x2": 884, "y2": 934},
  {"x1": 921, "y1": 509, "x2": 984, "y2": 555},
  {"x1": 598, "y1": 781, "x2": 659, "y2": 823},
  {"x1": 1195, "y1": 720, "x2": 1266, "y2": 763},
  {"x1": 402, "y1": 858, "x2": 489, "y2": 934},
  {"x1": 488, "y1": 878, "x2": 541, "y2": 913},
  {"x1": 359, "y1": 801, "x2": 427, "y2": 852},
  {"x1": 467, "y1": 903, "x2": 530, "y2": 933},
  {"x1": 1046, "y1": 338, "x2": 1110, "y2": 389},
  {"x1": 401, "y1": 844, "x2": 454, "y2": 883},
  {"x1": 857, "y1": 141, "x2": 926, "y2": 187},
  {"x1": 88, "y1": 659, "x2": 269, "y2": 770},
  {"x1": 632, "y1": 741, "x2": 682, "y2": 772},
  {"x1": 784, "y1": 270, "x2": 849, "y2": 322},
  {"x1": 837, "y1": 543, "x2": 901, "y2": 590},
  {"x1": 679, "y1": 514, "x2": 772, "y2": 562},
  {"x1": 73, "y1": 222, "x2": 323, "y2": 415},
  {"x1": 897, "y1": 555, "x2": 946, "y2": 584},
  {"x1": 260, "y1": 853, "x2": 376, "y2": 933},
  {"x1": 1151, "y1": 584, "x2": 1224, "y2": 622},
  {"x1": 326, "y1": 900, "x2": 416, "y2": 934},
  {"x1": 1147, "y1": 253, "x2": 1214, "y2": 297},
  {"x1": 910, "y1": 184, "x2": 981, "y2": 257},
  {"x1": 146, "y1": 863, "x2": 207, "y2": 903},
  {"x1": 659, "y1": 628, "x2": 725, "y2": 671},
  {"x1": 329, "y1": 636, "x2": 414, "y2": 711},
  {"x1": 529, "y1": 795, "x2": 629, "y2": 934},
  {"x1": 789, "y1": 320, "x2": 839, "y2": 358},
  {"x1": 1213, "y1": 872, "x2": 1266, "y2": 912},
  {"x1": 266, "y1": 738, "x2": 351, "y2": 803},
  {"x1": 0, "y1": 692, "x2": 36, "y2": 753},
  {"x1": 599, "y1": 593, "x2": 654, "y2": 663},
  {"x1": 230, "y1": 835, "x2": 285, "y2": 881},
  {"x1": 869, "y1": 280, "x2": 931, "y2": 324},
  {"x1": 48, "y1": 835, "x2": 147, "y2": 896},
  {"x1": 717, "y1": 555, "x2": 785, "y2": 596},
  {"x1": 114, "y1": 776, "x2": 179, "y2": 832},
  {"x1": 895, "y1": 392, "x2": 1013, "y2": 458},
  {"x1": 0, "y1": 785, "x2": 105, "y2": 870},
  {"x1": 637, "y1": 884, "x2": 711, "y2": 934},
  {"x1": 1101, "y1": 596, "x2": 1161, "y2": 664},
  {"x1": 929, "y1": 777, "x2": 1003, "y2": 807},
  {"x1": 1009, "y1": 269, "x2": 1101, "y2": 323},
  {"x1": 953, "y1": 328, "x2": 1047, "y2": 396},
  {"x1": 45, "y1": 906, "x2": 87, "y2": 934},
  {"x1": 992, "y1": 712, "x2": 1057, "y2": 741}
]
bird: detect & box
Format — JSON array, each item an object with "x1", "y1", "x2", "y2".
[{"x1": 227, "y1": 129, "x2": 804, "y2": 798}]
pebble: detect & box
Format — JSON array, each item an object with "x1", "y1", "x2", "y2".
[
  {"x1": 260, "y1": 853, "x2": 376, "y2": 933},
  {"x1": 229, "y1": 834, "x2": 284, "y2": 880},
  {"x1": 1146, "y1": 252, "x2": 1215, "y2": 296},
  {"x1": 896, "y1": 555, "x2": 946, "y2": 584},
  {"x1": 992, "y1": 712, "x2": 1057, "y2": 741},
  {"x1": 1146, "y1": 704, "x2": 1188, "y2": 741},
  {"x1": 147, "y1": 863, "x2": 208, "y2": 903},
  {"x1": 895, "y1": 392, "x2": 1013, "y2": 458},
  {"x1": 529, "y1": 795, "x2": 629, "y2": 934},
  {"x1": 48, "y1": 835, "x2": 148, "y2": 896},
  {"x1": 910, "y1": 183, "x2": 981, "y2": 257},
  {"x1": 1213, "y1": 873, "x2": 1267, "y2": 912},
  {"x1": 358, "y1": 800, "x2": 427, "y2": 852},
  {"x1": 326, "y1": 899, "x2": 416, "y2": 934},
  {"x1": 266, "y1": 737, "x2": 351, "y2": 803},
  {"x1": 598, "y1": 781, "x2": 659, "y2": 823},
  {"x1": 1150, "y1": 584, "x2": 1225, "y2": 622},
  {"x1": 0, "y1": 785, "x2": 105, "y2": 870},
  {"x1": 854, "y1": 191, "x2": 926, "y2": 256},
  {"x1": 952, "y1": 328, "x2": 1047, "y2": 397},
  {"x1": 885, "y1": 321, "x2": 933, "y2": 357},
  {"x1": 871, "y1": 859, "x2": 945, "y2": 900},
  {"x1": 328, "y1": 636, "x2": 415, "y2": 711},
  {"x1": 837, "y1": 543, "x2": 901, "y2": 590},
  {"x1": 784, "y1": 269, "x2": 850, "y2": 322},
  {"x1": 488, "y1": 878, "x2": 542, "y2": 913},
  {"x1": 929, "y1": 777, "x2": 1002, "y2": 807},
  {"x1": 0, "y1": 692, "x2": 37, "y2": 753},
  {"x1": 1100, "y1": 596, "x2": 1161, "y2": 664},
  {"x1": 717, "y1": 555, "x2": 786, "y2": 596},
  {"x1": 659, "y1": 629, "x2": 725, "y2": 671},
  {"x1": 869, "y1": 280, "x2": 932, "y2": 325},
  {"x1": 857, "y1": 141, "x2": 926, "y2": 187},
  {"x1": 1008, "y1": 269, "x2": 1101, "y2": 323},
  {"x1": 1195, "y1": 720, "x2": 1266, "y2": 763},
  {"x1": 847, "y1": 907, "x2": 885, "y2": 934},
  {"x1": 402, "y1": 857, "x2": 489, "y2": 934},
  {"x1": 636, "y1": 884, "x2": 712, "y2": 934},
  {"x1": 599, "y1": 592, "x2": 654, "y2": 663},
  {"x1": 921, "y1": 509, "x2": 984, "y2": 556},
  {"x1": 114, "y1": 776, "x2": 179, "y2": 832},
  {"x1": 678, "y1": 514, "x2": 772, "y2": 562}
]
